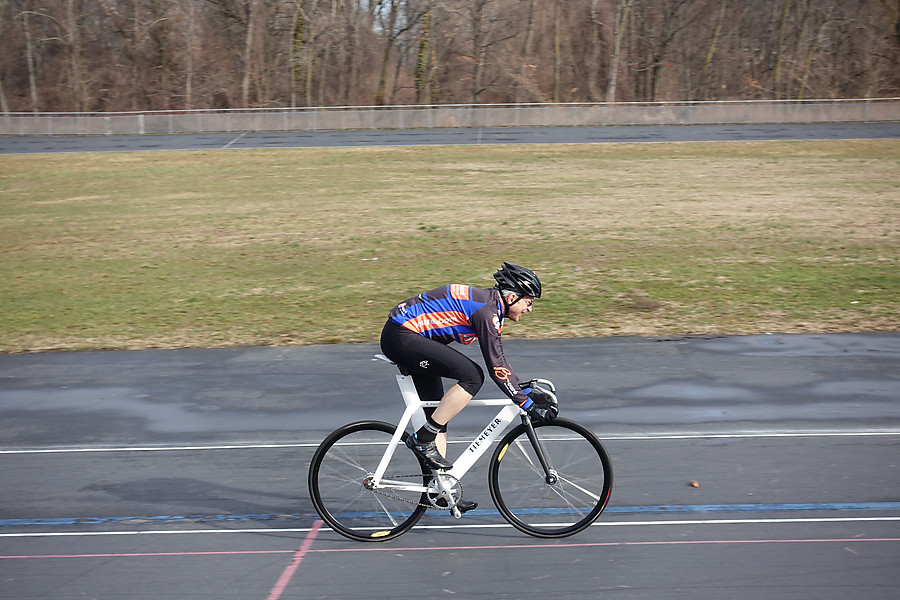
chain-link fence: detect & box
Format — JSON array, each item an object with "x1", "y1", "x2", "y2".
[{"x1": 2, "y1": 98, "x2": 897, "y2": 136}]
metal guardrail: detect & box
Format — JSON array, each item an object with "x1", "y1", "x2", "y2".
[{"x1": 1, "y1": 99, "x2": 898, "y2": 136}]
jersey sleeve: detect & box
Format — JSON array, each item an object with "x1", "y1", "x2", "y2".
[{"x1": 470, "y1": 304, "x2": 529, "y2": 405}]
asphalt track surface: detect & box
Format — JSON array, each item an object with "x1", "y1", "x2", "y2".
[
  {"x1": 2, "y1": 334, "x2": 899, "y2": 600},
  {"x1": 2, "y1": 121, "x2": 900, "y2": 154},
  {"x1": 2, "y1": 126, "x2": 900, "y2": 599}
]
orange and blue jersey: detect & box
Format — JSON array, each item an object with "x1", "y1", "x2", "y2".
[
  {"x1": 390, "y1": 284, "x2": 501, "y2": 344},
  {"x1": 388, "y1": 284, "x2": 528, "y2": 403}
]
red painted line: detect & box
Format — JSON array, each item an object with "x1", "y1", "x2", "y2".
[
  {"x1": 1, "y1": 536, "x2": 897, "y2": 560},
  {"x1": 0, "y1": 549, "x2": 296, "y2": 560},
  {"x1": 307, "y1": 537, "x2": 900, "y2": 553},
  {"x1": 265, "y1": 520, "x2": 323, "y2": 600}
]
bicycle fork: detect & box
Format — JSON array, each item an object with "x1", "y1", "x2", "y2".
[{"x1": 521, "y1": 416, "x2": 558, "y2": 485}]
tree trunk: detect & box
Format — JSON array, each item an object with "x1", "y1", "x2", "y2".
[
  {"x1": 470, "y1": 1, "x2": 486, "y2": 103},
  {"x1": 416, "y1": 9, "x2": 435, "y2": 104},
  {"x1": 607, "y1": 0, "x2": 633, "y2": 102},
  {"x1": 774, "y1": 0, "x2": 791, "y2": 99},
  {"x1": 513, "y1": 0, "x2": 537, "y2": 102},
  {"x1": 290, "y1": 1, "x2": 303, "y2": 107},
  {"x1": 699, "y1": 0, "x2": 726, "y2": 99},
  {"x1": 64, "y1": 0, "x2": 89, "y2": 111},
  {"x1": 185, "y1": 0, "x2": 196, "y2": 109},
  {"x1": 552, "y1": 0, "x2": 561, "y2": 102},
  {"x1": 21, "y1": 3, "x2": 40, "y2": 112},
  {"x1": 587, "y1": 0, "x2": 603, "y2": 101},
  {"x1": 374, "y1": 0, "x2": 399, "y2": 105},
  {"x1": 131, "y1": 1, "x2": 142, "y2": 110},
  {"x1": 319, "y1": 40, "x2": 330, "y2": 106},
  {"x1": 242, "y1": 0, "x2": 262, "y2": 107},
  {"x1": 0, "y1": 0, "x2": 10, "y2": 113},
  {"x1": 796, "y1": 1, "x2": 829, "y2": 99}
]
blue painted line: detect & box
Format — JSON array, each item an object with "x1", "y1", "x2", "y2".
[
  {"x1": 1, "y1": 502, "x2": 899, "y2": 528},
  {"x1": 606, "y1": 502, "x2": 900, "y2": 515},
  {"x1": 0, "y1": 513, "x2": 301, "y2": 527}
]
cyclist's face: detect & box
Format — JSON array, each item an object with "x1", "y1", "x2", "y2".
[{"x1": 507, "y1": 295, "x2": 535, "y2": 322}]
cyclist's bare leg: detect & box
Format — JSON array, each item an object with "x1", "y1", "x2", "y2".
[
  {"x1": 430, "y1": 383, "x2": 479, "y2": 512},
  {"x1": 432, "y1": 384, "x2": 473, "y2": 456},
  {"x1": 432, "y1": 384, "x2": 473, "y2": 426}
]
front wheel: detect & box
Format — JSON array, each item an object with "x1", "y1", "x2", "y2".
[
  {"x1": 308, "y1": 421, "x2": 429, "y2": 542},
  {"x1": 489, "y1": 418, "x2": 613, "y2": 538}
]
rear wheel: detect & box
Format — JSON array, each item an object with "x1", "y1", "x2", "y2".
[
  {"x1": 308, "y1": 421, "x2": 429, "y2": 541},
  {"x1": 489, "y1": 418, "x2": 613, "y2": 538}
]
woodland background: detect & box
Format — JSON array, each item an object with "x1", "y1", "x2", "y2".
[{"x1": 1, "y1": 0, "x2": 899, "y2": 114}]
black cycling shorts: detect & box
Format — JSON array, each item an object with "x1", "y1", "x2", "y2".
[{"x1": 380, "y1": 319, "x2": 485, "y2": 402}]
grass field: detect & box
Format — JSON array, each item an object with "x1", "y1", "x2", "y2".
[{"x1": 1, "y1": 139, "x2": 898, "y2": 353}]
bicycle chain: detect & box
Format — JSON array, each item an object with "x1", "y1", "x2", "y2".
[{"x1": 365, "y1": 473, "x2": 463, "y2": 511}]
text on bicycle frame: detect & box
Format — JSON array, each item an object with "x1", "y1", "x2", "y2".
[{"x1": 467, "y1": 417, "x2": 504, "y2": 454}]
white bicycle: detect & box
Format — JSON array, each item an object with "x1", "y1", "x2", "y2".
[{"x1": 308, "y1": 355, "x2": 613, "y2": 541}]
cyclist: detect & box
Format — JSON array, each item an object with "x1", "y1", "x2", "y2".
[{"x1": 380, "y1": 261, "x2": 558, "y2": 512}]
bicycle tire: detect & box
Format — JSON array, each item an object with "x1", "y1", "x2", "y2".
[
  {"x1": 488, "y1": 418, "x2": 613, "y2": 538},
  {"x1": 308, "y1": 420, "x2": 429, "y2": 542}
]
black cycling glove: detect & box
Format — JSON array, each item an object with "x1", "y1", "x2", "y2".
[{"x1": 519, "y1": 381, "x2": 559, "y2": 423}]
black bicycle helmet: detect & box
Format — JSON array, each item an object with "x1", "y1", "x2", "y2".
[{"x1": 493, "y1": 261, "x2": 542, "y2": 298}]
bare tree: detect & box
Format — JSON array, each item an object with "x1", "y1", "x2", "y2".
[
  {"x1": 0, "y1": 0, "x2": 897, "y2": 112},
  {"x1": 697, "y1": 0, "x2": 726, "y2": 99},
  {"x1": 184, "y1": 0, "x2": 197, "y2": 108},
  {"x1": 375, "y1": 0, "x2": 423, "y2": 105},
  {"x1": 240, "y1": 0, "x2": 262, "y2": 106},
  {"x1": 551, "y1": 0, "x2": 561, "y2": 102},
  {"x1": 414, "y1": 6, "x2": 436, "y2": 103},
  {"x1": 19, "y1": 0, "x2": 41, "y2": 111},
  {"x1": 455, "y1": 0, "x2": 519, "y2": 103},
  {"x1": 586, "y1": 0, "x2": 606, "y2": 101},
  {"x1": 23, "y1": 0, "x2": 94, "y2": 111},
  {"x1": 0, "y1": 0, "x2": 10, "y2": 112},
  {"x1": 606, "y1": 0, "x2": 632, "y2": 101}
]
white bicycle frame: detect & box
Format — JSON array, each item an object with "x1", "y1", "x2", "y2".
[{"x1": 370, "y1": 354, "x2": 525, "y2": 504}]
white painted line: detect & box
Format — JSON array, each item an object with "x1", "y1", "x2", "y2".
[
  {"x1": 2, "y1": 516, "x2": 898, "y2": 539},
  {"x1": 2, "y1": 430, "x2": 899, "y2": 454},
  {"x1": 222, "y1": 132, "x2": 247, "y2": 149},
  {"x1": 0, "y1": 443, "x2": 321, "y2": 455},
  {"x1": 606, "y1": 431, "x2": 900, "y2": 441}
]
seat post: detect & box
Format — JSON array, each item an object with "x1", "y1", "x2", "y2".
[
  {"x1": 375, "y1": 354, "x2": 429, "y2": 432},
  {"x1": 396, "y1": 373, "x2": 427, "y2": 431}
]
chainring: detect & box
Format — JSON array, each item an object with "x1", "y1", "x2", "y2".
[{"x1": 367, "y1": 473, "x2": 463, "y2": 511}]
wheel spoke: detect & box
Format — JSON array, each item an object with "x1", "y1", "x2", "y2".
[
  {"x1": 513, "y1": 438, "x2": 541, "y2": 473},
  {"x1": 309, "y1": 422, "x2": 428, "y2": 542},
  {"x1": 325, "y1": 451, "x2": 371, "y2": 474},
  {"x1": 489, "y1": 419, "x2": 612, "y2": 538},
  {"x1": 554, "y1": 473, "x2": 603, "y2": 502}
]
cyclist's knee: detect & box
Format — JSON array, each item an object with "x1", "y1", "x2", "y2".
[{"x1": 457, "y1": 363, "x2": 484, "y2": 396}]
